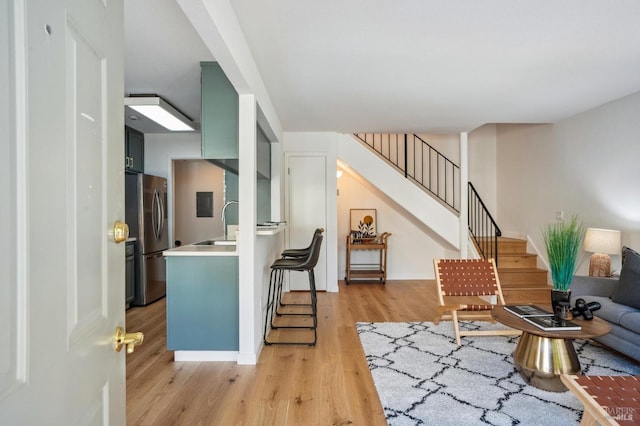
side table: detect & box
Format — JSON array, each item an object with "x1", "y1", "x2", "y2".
[{"x1": 492, "y1": 306, "x2": 611, "y2": 392}]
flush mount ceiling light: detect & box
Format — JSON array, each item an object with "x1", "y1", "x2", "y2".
[{"x1": 124, "y1": 95, "x2": 195, "y2": 131}]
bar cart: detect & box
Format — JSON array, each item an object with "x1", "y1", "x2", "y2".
[{"x1": 345, "y1": 232, "x2": 391, "y2": 284}]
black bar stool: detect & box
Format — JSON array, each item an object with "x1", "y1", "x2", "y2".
[
  {"x1": 263, "y1": 230, "x2": 323, "y2": 346},
  {"x1": 275, "y1": 228, "x2": 323, "y2": 314},
  {"x1": 280, "y1": 228, "x2": 324, "y2": 259}
]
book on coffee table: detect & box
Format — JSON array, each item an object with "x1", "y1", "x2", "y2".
[
  {"x1": 503, "y1": 305, "x2": 552, "y2": 318},
  {"x1": 523, "y1": 315, "x2": 582, "y2": 331}
]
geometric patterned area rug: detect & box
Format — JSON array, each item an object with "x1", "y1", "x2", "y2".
[{"x1": 357, "y1": 321, "x2": 640, "y2": 426}]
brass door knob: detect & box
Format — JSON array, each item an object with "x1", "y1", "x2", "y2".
[
  {"x1": 113, "y1": 326, "x2": 144, "y2": 354},
  {"x1": 113, "y1": 220, "x2": 129, "y2": 243}
]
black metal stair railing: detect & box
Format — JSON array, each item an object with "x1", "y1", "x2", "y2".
[
  {"x1": 468, "y1": 182, "x2": 501, "y2": 264},
  {"x1": 353, "y1": 133, "x2": 460, "y2": 212},
  {"x1": 352, "y1": 134, "x2": 501, "y2": 263}
]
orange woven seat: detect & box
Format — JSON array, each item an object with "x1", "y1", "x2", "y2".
[
  {"x1": 562, "y1": 375, "x2": 640, "y2": 425},
  {"x1": 433, "y1": 258, "x2": 521, "y2": 345},
  {"x1": 462, "y1": 304, "x2": 497, "y2": 312}
]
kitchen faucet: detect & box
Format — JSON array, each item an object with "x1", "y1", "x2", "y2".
[{"x1": 221, "y1": 200, "x2": 239, "y2": 238}]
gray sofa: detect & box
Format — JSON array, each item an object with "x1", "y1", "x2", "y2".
[{"x1": 570, "y1": 248, "x2": 640, "y2": 362}]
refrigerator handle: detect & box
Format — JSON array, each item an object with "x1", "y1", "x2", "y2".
[
  {"x1": 156, "y1": 189, "x2": 163, "y2": 240},
  {"x1": 158, "y1": 191, "x2": 165, "y2": 238},
  {"x1": 151, "y1": 188, "x2": 159, "y2": 240}
]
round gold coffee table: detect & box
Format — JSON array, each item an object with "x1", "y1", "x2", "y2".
[{"x1": 492, "y1": 306, "x2": 611, "y2": 392}]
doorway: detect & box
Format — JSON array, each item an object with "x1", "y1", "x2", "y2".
[
  {"x1": 172, "y1": 159, "x2": 226, "y2": 247},
  {"x1": 286, "y1": 155, "x2": 328, "y2": 291}
]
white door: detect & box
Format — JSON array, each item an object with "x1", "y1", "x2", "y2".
[
  {"x1": 0, "y1": 0, "x2": 128, "y2": 424},
  {"x1": 287, "y1": 155, "x2": 327, "y2": 291}
]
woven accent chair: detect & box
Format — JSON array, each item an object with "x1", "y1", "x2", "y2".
[
  {"x1": 561, "y1": 375, "x2": 640, "y2": 425},
  {"x1": 433, "y1": 258, "x2": 521, "y2": 345}
]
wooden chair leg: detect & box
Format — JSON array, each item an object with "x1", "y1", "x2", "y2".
[
  {"x1": 579, "y1": 411, "x2": 598, "y2": 426},
  {"x1": 434, "y1": 304, "x2": 465, "y2": 325},
  {"x1": 451, "y1": 310, "x2": 461, "y2": 346}
]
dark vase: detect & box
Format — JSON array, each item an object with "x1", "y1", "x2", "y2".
[{"x1": 551, "y1": 289, "x2": 571, "y2": 314}]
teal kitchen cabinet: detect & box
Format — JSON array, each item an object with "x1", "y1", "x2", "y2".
[
  {"x1": 201, "y1": 62, "x2": 239, "y2": 160},
  {"x1": 166, "y1": 256, "x2": 239, "y2": 351},
  {"x1": 256, "y1": 127, "x2": 270, "y2": 180},
  {"x1": 125, "y1": 125, "x2": 144, "y2": 173}
]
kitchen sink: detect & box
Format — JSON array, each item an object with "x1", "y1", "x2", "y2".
[
  {"x1": 193, "y1": 239, "x2": 236, "y2": 246},
  {"x1": 192, "y1": 240, "x2": 215, "y2": 246}
]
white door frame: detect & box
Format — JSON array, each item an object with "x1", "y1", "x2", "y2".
[{"x1": 284, "y1": 152, "x2": 338, "y2": 293}]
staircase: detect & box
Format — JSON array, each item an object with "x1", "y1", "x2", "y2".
[
  {"x1": 492, "y1": 237, "x2": 552, "y2": 304},
  {"x1": 344, "y1": 133, "x2": 550, "y2": 300}
]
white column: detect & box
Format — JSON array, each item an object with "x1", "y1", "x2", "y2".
[
  {"x1": 459, "y1": 132, "x2": 469, "y2": 258},
  {"x1": 237, "y1": 94, "x2": 257, "y2": 364}
]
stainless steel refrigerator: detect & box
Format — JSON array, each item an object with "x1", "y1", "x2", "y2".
[{"x1": 125, "y1": 173, "x2": 168, "y2": 306}]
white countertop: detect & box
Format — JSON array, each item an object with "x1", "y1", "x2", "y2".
[
  {"x1": 256, "y1": 224, "x2": 287, "y2": 236},
  {"x1": 163, "y1": 244, "x2": 238, "y2": 257},
  {"x1": 163, "y1": 224, "x2": 286, "y2": 257}
]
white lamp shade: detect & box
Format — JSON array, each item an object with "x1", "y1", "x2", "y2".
[{"x1": 583, "y1": 228, "x2": 621, "y2": 255}]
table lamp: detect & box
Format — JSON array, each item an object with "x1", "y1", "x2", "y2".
[{"x1": 583, "y1": 228, "x2": 621, "y2": 277}]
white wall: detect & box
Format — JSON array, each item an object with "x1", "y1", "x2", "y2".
[
  {"x1": 495, "y1": 123, "x2": 554, "y2": 241},
  {"x1": 144, "y1": 132, "x2": 202, "y2": 178},
  {"x1": 468, "y1": 124, "x2": 498, "y2": 215},
  {"x1": 494, "y1": 91, "x2": 640, "y2": 275},
  {"x1": 416, "y1": 133, "x2": 460, "y2": 163},
  {"x1": 144, "y1": 132, "x2": 202, "y2": 247},
  {"x1": 173, "y1": 159, "x2": 225, "y2": 246}
]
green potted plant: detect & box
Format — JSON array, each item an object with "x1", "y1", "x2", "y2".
[{"x1": 542, "y1": 214, "x2": 585, "y2": 311}]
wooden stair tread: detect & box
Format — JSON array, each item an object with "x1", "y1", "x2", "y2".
[
  {"x1": 498, "y1": 267, "x2": 546, "y2": 272},
  {"x1": 500, "y1": 277, "x2": 548, "y2": 286},
  {"x1": 502, "y1": 282, "x2": 551, "y2": 286},
  {"x1": 477, "y1": 236, "x2": 521, "y2": 242},
  {"x1": 503, "y1": 287, "x2": 552, "y2": 292},
  {"x1": 496, "y1": 237, "x2": 527, "y2": 250},
  {"x1": 491, "y1": 236, "x2": 550, "y2": 304},
  {"x1": 500, "y1": 253, "x2": 537, "y2": 258},
  {"x1": 503, "y1": 285, "x2": 552, "y2": 290},
  {"x1": 501, "y1": 280, "x2": 552, "y2": 287},
  {"x1": 499, "y1": 259, "x2": 538, "y2": 269}
]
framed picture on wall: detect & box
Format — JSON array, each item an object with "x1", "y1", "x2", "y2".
[{"x1": 350, "y1": 209, "x2": 377, "y2": 237}]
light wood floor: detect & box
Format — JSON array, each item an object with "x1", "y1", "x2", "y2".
[{"x1": 126, "y1": 280, "x2": 440, "y2": 425}]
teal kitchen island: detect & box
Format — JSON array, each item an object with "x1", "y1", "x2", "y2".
[
  {"x1": 163, "y1": 243, "x2": 239, "y2": 361},
  {"x1": 163, "y1": 224, "x2": 286, "y2": 363}
]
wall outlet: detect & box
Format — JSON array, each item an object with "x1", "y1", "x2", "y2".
[{"x1": 556, "y1": 211, "x2": 564, "y2": 221}]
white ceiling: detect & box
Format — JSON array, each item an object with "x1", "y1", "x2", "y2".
[
  {"x1": 125, "y1": 0, "x2": 640, "y2": 134},
  {"x1": 124, "y1": 0, "x2": 213, "y2": 133}
]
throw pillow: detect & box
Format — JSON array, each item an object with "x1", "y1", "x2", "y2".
[
  {"x1": 612, "y1": 247, "x2": 640, "y2": 309},
  {"x1": 622, "y1": 245, "x2": 640, "y2": 265}
]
